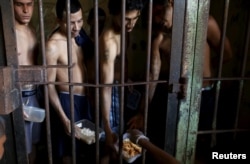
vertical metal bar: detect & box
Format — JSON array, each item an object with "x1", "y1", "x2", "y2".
[
  {"x1": 143, "y1": 0, "x2": 153, "y2": 163},
  {"x1": 65, "y1": 0, "x2": 75, "y2": 163},
  {"x1": 167, "y1": 0, "x2": 185, "y2": 157},
  {"x1": 1, "y1": 0, "x2": 28, "y2": 163},
  {"x1": 37, "y1": 0, "x2": 53, "y2": 163},
  {"x1": 233, "y1": 12, "x2": 250, "y2": 138},
  {"x1": 185, "y1": 0, "x2": 210, "y2": 163},
  {"x1": 119, "y1": 0, "x2": 126, "y2": 163},
  {"x1": 211, "y1": 0, "x2": 230, "y2": 147},
  {"x1": 93, "y1": 0, "x2": 100, "y2": 163}
]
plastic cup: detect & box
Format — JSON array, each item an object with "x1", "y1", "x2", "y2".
[{"x1": 23, "y1": 105, "x2": 45, "y2": 122}]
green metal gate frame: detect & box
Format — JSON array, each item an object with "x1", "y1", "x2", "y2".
[{"x1": 173, "y1": 0, "x2": 210, "y2": 163}]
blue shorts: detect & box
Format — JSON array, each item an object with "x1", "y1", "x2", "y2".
[
  {"x1": 102, "y1": 83, "x2": 138, "y2": 136},
  {"x1": 51, "y1": 92, "x2": 92, "y2": 159},
  {"x1": 22, "y1": 89, "x2": 42, "y2": 154}
]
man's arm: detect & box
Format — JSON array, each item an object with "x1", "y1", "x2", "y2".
[
  {"x1": 127, "y1": 35, "x2": 163, "y2": 130},
  {"x1": 100, "y1": 36, "x2": 117, "y2": 146},
  {"x1": 207, "y1": 15, "x2": 233, "y2": 62},
  {"x1": 46, "y1": 41, "x2": 72, "y2": 136},
  {"x1": 149, "y1": 34, "x2": 162, "y2": 102},
  {"x1": 127, "y1": 129, "x2": 180, "y2": 164},
  {"x1": 139, "y1": 139, "x2": 180, "y2": 164}
]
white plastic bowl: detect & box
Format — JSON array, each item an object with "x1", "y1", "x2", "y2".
[
  {"x1": 75, "y1": 119, "x2": 104, "y2": 144},
  {"x1": 122, "y1": 133, "x2": 142, "y2": 163},
  {"x1": 23, "y1": 105, "x2": 45, "y2": 123}
]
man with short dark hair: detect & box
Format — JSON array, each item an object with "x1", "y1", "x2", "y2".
[
  {"x1": 13, "y1": 0, "x2": 41, "y2": 163},
  {"x1": 99, "y1": 0, "x2": 144, "y2": 160},
  {"x1": 46, "y1": 0, "x2": 92, "y2": 163}
]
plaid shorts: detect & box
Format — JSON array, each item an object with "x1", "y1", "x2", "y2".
[{"x1": 110, "y1": 84, "x2": 120, "y2": 133}]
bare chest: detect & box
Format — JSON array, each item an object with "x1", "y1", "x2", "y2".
[
  {"x1": 16, "y1": 32, "x2": 37, "y2": 65},
  {"x1": 159, "y1": 35, "x2": 171, "y2": 55},
  {"x1": 58, "y1": 43, "x2": 83, "y2": 65}
]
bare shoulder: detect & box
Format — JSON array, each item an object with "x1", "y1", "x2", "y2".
[
  {"x1": 99, "y1": 28, "x2": 119, "y2": 62},
  {"x1": 46, "y1": 32, "x2": 66, "y2": 51},
  {"x1": 152, "y1": 32, "x2": 164, "y2": 46},
  {"x1": 207, "y1": 16, "x2": 220, "y2": 35},
  {"x1": 207, "y1": 15, "x2": 221, "y2": 42},
  {"x1": 100, "y1": 28, "x2": 117, "y2": 44},
  {"x1": 100, "y1": 28, "x2": 117, "y2": 51},
  {"x1": 207, "y1": 15, "x2": 218, "y2": 27}
]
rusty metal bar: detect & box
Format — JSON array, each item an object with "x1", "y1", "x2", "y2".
[
  {"x1": 37, "y1": 0, "x2": 53, "y2": 163},
  {"x1": 211, "y1": 0, "x2": 230, "y2": 147},
  {"x1": 142, "y1": 0, "x2": 153, "y2": 163},
  {"x1": 119, "y1": 0, "x2": 126, "y2": 163},
  {"x1": 198, "y1": 129, "x2": 250, "y2": 134},
  {"x1": 167, "y1": 0, "x2": 185, "y2": 157},
  {"x1": 203, "y1": 77, "x2": 250, "y2": 81},
  {"x1": 17, "y1": 80, "x2": 168, "y2": 87},
  {"x1": 0, "y1": 0, "x2": 28, "y2": 163},
  {"x1": 233, "y1": 11, "x2": 250, "y2": 139},
  {"x1": 65, "y1": 0, "x2": 76, "y2": 163},
  {"x1": 93, "y1": 0, "x2": 100, "y2": 163},
  {"x1": 185, "y1": 0, "x2": 211, "y2": 163}
]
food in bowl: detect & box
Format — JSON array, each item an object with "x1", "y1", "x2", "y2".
[
  {"x1": 123, "y1": 138, "x2": 142, "y2": 159},
  {"x1": 75, "y1": 119, "x2": 104, "y2": 145},
  {"x1": 80, "y1": 127, "x2": 95, "y2": 144}
]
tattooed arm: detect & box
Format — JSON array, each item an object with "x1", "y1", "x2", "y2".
[{"x1": 100, "y1": 33, "x2": 118, "y2": 151}]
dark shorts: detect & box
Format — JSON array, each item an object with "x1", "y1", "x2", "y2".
[
  {"x1": 51, "y1": 92, "x2": 92, "y2": 161},
  {"x1": 198, "y1": 86, "x2": 216, "y2": 130}
]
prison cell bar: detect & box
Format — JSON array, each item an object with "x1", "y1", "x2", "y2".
[
  {"x1": 93, "y1": 0, "x2": 101, "y2": 163},
  {"x1": 141, "y1": 0, "x2": 153, "y2": 163},
  {"x1": 118, "y1": 0, "x2": 126, "y2": 163},
  {"x1": 65, "y1": 0, "x2": 78, "y2": 163},
  {"x1": 211, "y1": 0, "x2": 230, "y2": 148},
  {"x1": 0, "y1": 0, "x2": 29, "y2": 163},
  {"x1": 37, "y1": 0, "x2": 53, "y2": 163},
  {"x1": 233, "y1": 9, "x2": 250, "y2": 139}
]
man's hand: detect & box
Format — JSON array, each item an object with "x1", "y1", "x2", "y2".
[
  {"x1": 127, "y1": 113, "x2": 144, "y2": 130},
  {"x1": 126, "y1": 129, "x2": 149, "y2": 145},
  {"x1": 104, "y1": 132, "x2": 119, "y2": 161},
  {"x1": 105, "y1": 132, "x2": 119, "y2": 153},
  {"x1": 63, "y1": 119, "x2": 82, "y2": 140}
]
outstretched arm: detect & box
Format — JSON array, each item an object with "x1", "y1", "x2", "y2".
[
  {"x1": 127, "y1": 35, "x2": 163, "y2": 130},
  {"x1": 100, "y1": 35, "x2": 117, "y2": 150},
  {"x1": 46, "y1": 41, "x2": 80, "y2": 138},
  {"x1": 149, "y1": 34, "x2": 162, "y2": 102},
  {"x1": 127, "y1": 129, "x2": 180, "y2": 164},
  {"x1": 139, "y1": 138, "x2": 180, "y2": 164}
]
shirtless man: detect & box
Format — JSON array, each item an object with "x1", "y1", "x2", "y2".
[
  {"x1": 127, "y1": 0, "x2": 233, "y2": 150},
  {"x1": 46, "y1": 0, "x2": 92, "y2": 163},
  {"x1": 149, "y1": 0, "x2": 233, "y2": 129},
  {"x1": 99, "y1": 0, "x2": 143, "y2": 157},
  {"x1": 14, "y1": 0, "x2": 41, "y2": 163}
]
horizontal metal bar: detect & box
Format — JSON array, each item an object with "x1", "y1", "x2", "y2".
[
  {"x1": 197, "y1": 129, "x2": 250, "y2": 134},
  {"x1": 16, "y1": 80, "x2": 168, "y2": 87},
  {"x1": 203, "y1": 77, "x2": 250, "y2": 81},
  {"x1": 18, "y1": 64, "x2": 75, "y2": 69}
]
